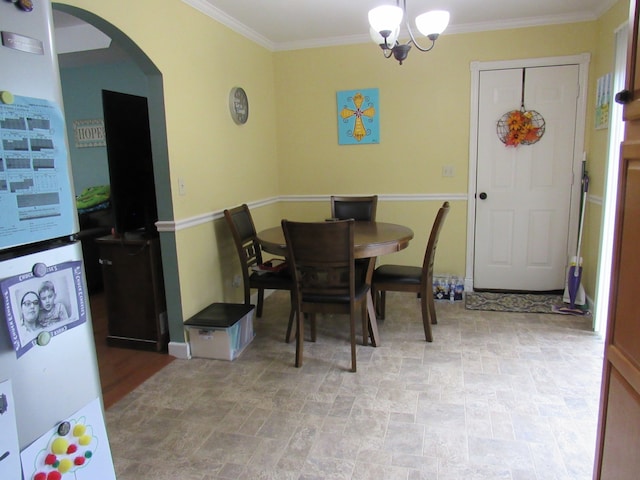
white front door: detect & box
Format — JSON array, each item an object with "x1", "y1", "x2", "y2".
[{"x1": 474, "y1": 64, "x2": 580, "y2": 291}]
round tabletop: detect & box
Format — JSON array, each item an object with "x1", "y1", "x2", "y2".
[{"x1": 258, "y1": 221, "x2": 414, "y2": 259}]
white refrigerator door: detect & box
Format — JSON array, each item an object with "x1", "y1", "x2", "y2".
[
  {"x1": 0, "y1": 0, "x2": 79, "y2": 250},
  {"x1": 0, "y1": 242, "x2": 101, "y2": 449}
]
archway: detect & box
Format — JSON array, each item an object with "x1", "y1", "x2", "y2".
[{"x1": 52, "y1": 4, "x2": 183, "y2": 353}]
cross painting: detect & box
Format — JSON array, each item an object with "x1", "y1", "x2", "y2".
[{"x1": 337, "y1": 88, "x2": 379, "y2": 145}]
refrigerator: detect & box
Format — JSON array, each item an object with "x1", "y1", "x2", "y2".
[{"x1": 0, "y1": 1, "x2": 115, "y2": 479}]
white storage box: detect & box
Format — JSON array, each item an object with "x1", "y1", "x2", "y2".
[{"x1": 185, "y1": 303, "x2": 254, "y2": 360}]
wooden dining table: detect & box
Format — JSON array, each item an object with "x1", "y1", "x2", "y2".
[{"x1": 257, "y1": 221, "x2": 414, "y2": 347}]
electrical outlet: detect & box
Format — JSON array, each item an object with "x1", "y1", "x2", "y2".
[
  {"x1": 442, "y1": 165, "x2": 454, "y2": 177},
  {"x1": 232, "y1": 274, "x2": 242, "y2": 288}
]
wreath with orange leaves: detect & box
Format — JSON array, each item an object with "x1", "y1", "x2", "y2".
[{"x1": 497, "y1": 108, "x2": 545, "y2": 147}]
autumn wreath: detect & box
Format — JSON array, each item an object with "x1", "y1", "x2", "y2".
[{"x1": 496, "y1": 108, "x2": 545, "y2": 147}]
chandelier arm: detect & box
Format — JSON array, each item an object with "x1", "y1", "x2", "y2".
[
  {"x1": 405, "y1": 21, "x2": 437, "y2": 52},
  {"x1": 369, "y1": 0, "x2": 444, "y2": 64}
]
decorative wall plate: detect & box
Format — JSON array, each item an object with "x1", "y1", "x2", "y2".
[{"x1": 229, "y1": 87, "x2": 248, "y2": 125}]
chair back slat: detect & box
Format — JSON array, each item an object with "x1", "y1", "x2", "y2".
[
  {"x1": 225, "y1": 204, "x2": 264, "y2": 268},
  {"x1": 282, "y1": 220, "x2": 354, "y2": 300},
  {"x1": 224, "y1": 204, "x2": 265, "y2": 305},
  {"x1": 330, "y1": 195, "x2": 378, "y2": 221},
  {"x1": 282, "y1": 218, "x2": 361, "y2": 371}
]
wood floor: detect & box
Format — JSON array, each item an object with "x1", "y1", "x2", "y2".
[{"x1": 89, "y1": 291, "x2": 174, "y2": 409}]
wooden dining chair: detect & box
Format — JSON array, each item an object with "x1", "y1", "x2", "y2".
[
  {"x1": 331, "y1": 195, "x2": 378, "y2": 309},
  {"x1": 372, "y1": 201, "x2": 450, "y2": 342},
  {"x1": 281, "y1": 219, "x2": 368, "y2": 372},
  {"x1": 330, "y1": 195, "x2": 378, "y2": 221},
  {"x1": 223, "y1": 204, "x2": 295, "y2": 342}
]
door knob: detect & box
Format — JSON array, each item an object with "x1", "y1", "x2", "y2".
[
  {"x1": 615, "y1": 89, "x2": 632, "y2": 104},
  {"x1": 479, "y1": 192, "x2": 488, "y2": 200}
]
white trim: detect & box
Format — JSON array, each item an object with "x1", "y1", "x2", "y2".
[
  {"x1": 156, "y1": 193, "x2": 465, "y2": 233},
  {"x1": 156, "y1": 211, "x2": 216, "y2": 232},
  {"x1": 444, "y1": 13, "x2": 596, "y2": 37},
  {"x1": 594, "y1": 21, "x2": 628, "y2": 335},
  {"x1": 465, "y1": 54, "x2": 590, "y2": 293},
  {"x1": 180, "y1": 0, "x2": 613, "y2": 53},
  {"x1": 168, "y1": 341, "x2": 190, "y2": 359},
  {"x1": 588, "y1": 194, "x2": 603, "y2": 206},
  {"x1": 280, "y1": 193, "x2": 466, "y2": 203},
  {"x1": 470, "y1": 53, "x2": 591, "y2": 72},
  {"x1": 274, "y1": 12, "x2": 599, "y2": 51},
  {"x1": 181, "y1": 0, "x2": 274, "y2": 51}
]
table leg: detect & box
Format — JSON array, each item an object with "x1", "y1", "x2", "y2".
[
  {"x1": 364, "y1": 257, "x2": 380, "y2": 347},
  {"x1": 366, "y1": 292, "x2": 379, "y2": 347}
]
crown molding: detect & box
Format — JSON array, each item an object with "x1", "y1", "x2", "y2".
[
  {"x1": 181, "y1": 0, "x2": 275, "y2": 51},
  {"x1": 182, "y1": 0, "x2": 611, "y2": 53}
]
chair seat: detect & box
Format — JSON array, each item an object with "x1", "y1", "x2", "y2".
[
  {"x1": 303, "y1": 283, "x2": 369, "y2": 304},
  {"x1": 371, "y1": 201, "x2": 450, "y2": 343},
  {"x1": 373, "y1": 264, "x2": 422, "y2": 285},
  {"x1": 249, "y1": 270, "x2": 292, "y2": 289}
]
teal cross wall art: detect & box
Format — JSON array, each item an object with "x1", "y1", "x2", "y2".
[{"x1": 337, "y1": 88, "x2": 379, "y2": 145}]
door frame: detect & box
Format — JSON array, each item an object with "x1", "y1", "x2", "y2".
[{"x1": 465, "y1": 53, "x2": 591, "y2": 292}]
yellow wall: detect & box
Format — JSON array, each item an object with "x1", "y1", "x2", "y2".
[
  {"x1": 273, "y1": 23, "x2": 599, "y2": 285},
  {"x1": 59, "y1": 0, "x2": 281, "y2": 322},
  {"x1": 581, "y1": 0, "x2": 629, "y2": 298},
  {"x1": 59, "y1": 0, "x2": 281, "y2": 215},
  {"x1": 275, "y1": 23, "x2": 597, "y2": 195},
  {"x1": 59, "y1": 0, "x2": 628, "y2": 343}
]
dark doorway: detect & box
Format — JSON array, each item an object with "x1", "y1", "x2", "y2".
[{"x1": 102, "y1": 90, "x2": 158, "y2": 237}]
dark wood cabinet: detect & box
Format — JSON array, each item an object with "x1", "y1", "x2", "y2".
[{"x1": 96, "y1": 233, "x2": 168, "y2": 351}]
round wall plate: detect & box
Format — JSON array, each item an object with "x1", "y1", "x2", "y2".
[{"x1": 229, "y1": 87, "x2": 249, "y2": 125}]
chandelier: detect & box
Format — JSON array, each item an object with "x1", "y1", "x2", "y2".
[{"x1": 368, "y1": 0, "x2": 450, "y2": 65}]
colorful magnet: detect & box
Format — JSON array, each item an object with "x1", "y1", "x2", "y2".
[
  {"x1": 0, "y1": 91, "x2": 14, "y2": 105},
  {"x1": 57, "y1": 421, "x2": 71, "y2": 436},
  {"x1": 16, "y1": 0, "x2": 34, "y2": 12},
  {"x1": 51, "y1": 438, "x2": 68, "y2": 455},
  {"x1": 36, "y1": 331, "x2": 51, "y2": 346},
  {"x1": 32, "y1": 262, "x2": 47, "y2": 278}
]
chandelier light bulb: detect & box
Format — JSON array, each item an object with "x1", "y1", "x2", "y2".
[
  {"x1": 369, "y1": 26, "x2": 400, "y2": 48},
  {"x1": 415, "y1": 10, "x2": 450, "y2": 37},
  {"x1": 368, "y1": 1, "x2": 449, "y2": 64},
  {"x1": 368, "y1": 5, "x2": 403, "y2": 34}
]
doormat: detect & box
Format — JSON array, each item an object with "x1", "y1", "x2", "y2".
[{"x1": 465, "y1": 291, "x2": 564, "y2": 314}]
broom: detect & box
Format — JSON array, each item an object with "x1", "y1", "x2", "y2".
[{"x1": 559, "y1": 168, "x2": 589, "y2": 314}]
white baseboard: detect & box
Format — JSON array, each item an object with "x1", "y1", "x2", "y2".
[
  {"x1": 464, "y1": 277, "x2": 474, "y2": 293},
  {"x1": 168, "y1": 341, "x2": 191, "y2": 359}
]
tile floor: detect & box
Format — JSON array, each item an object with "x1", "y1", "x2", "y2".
[{"x1": 105, "y1": 291, "x2": 604, "y2": 480}]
